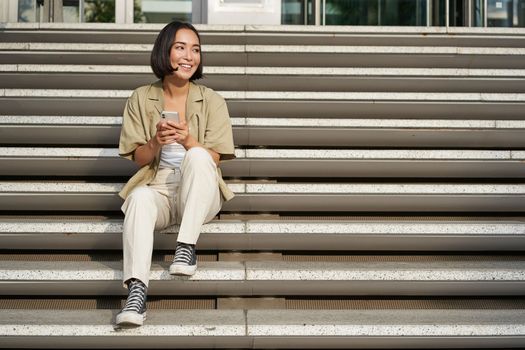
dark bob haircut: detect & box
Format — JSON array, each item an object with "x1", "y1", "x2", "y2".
[{"x1": 150, "y1": 21, "x2": 203, "y2": 81}]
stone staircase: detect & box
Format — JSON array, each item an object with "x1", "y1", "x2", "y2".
[{"x1": 1, "y1": 23, "x2": 525, "y2": 348}]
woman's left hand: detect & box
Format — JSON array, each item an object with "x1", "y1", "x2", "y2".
[
  {"x1": 165, "y1": 120, "x2": 193, "y2": 149},
  {"x1": 165, "y1": 120, "x2": 220, "y2": 165}
]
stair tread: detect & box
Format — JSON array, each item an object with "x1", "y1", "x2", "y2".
[
  {"x1": 3, "y1": 116, "x2": 524, "y2": 128},
  {"x1": 1, "y1": 259, "x2": 524, "y2": 281},
  {"x1": 1, "y1": 218, "x2": 524, "y2": 234},
  {"x1": 2, "y1": 181, "x2": 525, "y2": 194},
  {"x1": 2, "y1": 42, "x2": 525, "y2": 55},
  {"x1": 3, "y1": 147, "x2": 525, "y2": 160},
  {"x1": 3, "y1": 64, "x2": 525, "y2": 77},
  {"x1": 3, "y1": 88, "x2": 525, "y2": 101},
  {"x1": 1, "y1": 308, "x2": 524, "y2": 332}
]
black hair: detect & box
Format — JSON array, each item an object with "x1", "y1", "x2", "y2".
[{"x1": 150, "y1": 21, "x2": 203, "y2": 81}]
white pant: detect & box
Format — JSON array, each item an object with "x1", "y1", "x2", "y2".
[{"x1": 121, "y1": 147, "x2": 222, "y2": 287}]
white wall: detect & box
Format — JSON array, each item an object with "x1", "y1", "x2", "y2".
[
  {"x1": 1, "y1": 0, "x2": 22, "y2": 23},
  {"x1": 207, "y1": 0, "x2": 281, "y2": 25},
  {"x1": 0, "y1": 0, "x2": 8, "y2": 22}
]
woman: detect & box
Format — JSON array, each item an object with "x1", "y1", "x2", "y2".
[{"x1": 116, "y1": 21, "x2": 235, "y2": 327}]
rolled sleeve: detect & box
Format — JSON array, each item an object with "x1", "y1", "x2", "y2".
[
  {"x1": 119, "y1": 91, "x2": 147, "y2": 161},
  {"x1": 202, "y1": 94, "x2": 236, "y2": 161}
]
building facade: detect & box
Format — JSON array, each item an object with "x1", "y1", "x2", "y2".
[{"x1": 1, "y1": 0, "x2": 524, "y2": 27}]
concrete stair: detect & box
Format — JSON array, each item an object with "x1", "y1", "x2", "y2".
[
  {"x1": 2, "y1": 115, "x2": 525, "y2": 147},
  {"x1": 2, "y1": 256, "x2": 525, "y2": 296},
  {"x1": 2, "y1": 217, "x2": 525, "y2": 251},
  {"x1": 2, "y1": 309, "x2": 524, "y2": 349},
  {"x1": 3, "y1": 64, "x2": 525, "y2": 92},
  {"x1": 1, "y1": 181, "x2": 525, "y2": 212},
  {"x1": 1, "y1": 23, "x2": 525, "y2": 348},
  {"x1": 3, "y1": 147, "x2": 525, "y2": 178},
  {"x1": 2, "y1": 88, "x2": 525, "y2": 118}
]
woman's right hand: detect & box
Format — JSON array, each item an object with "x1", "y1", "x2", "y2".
[
  {"x1": 132, "y1": 121, "x2": 176, "y2": 167},
  {"x1": 154, "y1": 120, "x2": 178, "y2": 146}
]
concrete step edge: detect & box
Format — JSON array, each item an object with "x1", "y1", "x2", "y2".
[
  {"x1": 1, "y1": 259, "x2": 525, "y2": 281},
  {"x1": 2, "y1": 116, "x2": 524, "y2": 129},
  {"x1": 3, "y1": 64, "x2": 525, "y2": 77},
  {"x1": 2, "y1": 147, "x2": 525, "y2": 160},
  {"x1": 1, "y1": 219, "x2": 524, "y2": 235},
  {"x1": 1, "y1": 309, "x2": 524, "y2": 339},
  {"x1": 2, "y1": 43, "x2": 525, "y2": 55},
  {"x1": 2, "y1": 89, "x2": 525, "y2": 102},
  {"x1": 2, "y1": 182, "x2": 525, "y2": 194}
]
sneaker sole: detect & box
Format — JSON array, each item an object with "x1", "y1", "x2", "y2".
[
  {"x1": 116, "y1": 310, "x2": 146, "y2": 327},
  {"x1": 169, "y1": 263, "x2": 197, "y2": 276}
]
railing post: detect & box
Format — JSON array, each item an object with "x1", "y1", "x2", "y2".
[
  {"x1": 427, "y1": 0, "x2": 431, "y2": 26},
  {"x1": 484, "y1": 0, "x2": 488, "y2": 26},
  {"x1": 303, "y1": 0, "x2": 308, "y2": 24},
  {"x1": 79, "y1": 0, "x2": 84, "y2": 22},
  {"x1": 445, "y1": 0, "x2": 449, "y2": 28},
  {"x1": 314, "y1": 0, "x2": 320, "y2": 25}
]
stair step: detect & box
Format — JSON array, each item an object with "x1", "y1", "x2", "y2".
[
  {"x1": 1, "y1": 217, "x2": 524, "y2": 251},
  {"x1": 4, "y1": 123, "x2": 522, "y2": 147},
  {"x1": 1, "y1": 89, "x2": 523, "y2": 118},
  {"x1": 1, "y1": 181, "x2": 525, "y2": 212},
  {"x1": 4, "y1": 65, "x2": 525, "y2": 77},
  {"x1": 2, "y1": 116, "x2": 524, "y2": 147},
  {"x1": 4, "y1": 89, "x2": 525, "y2": 101},
  {"x1": 1, "y1": 309, "x2": 524, "y2": 348},
  {"x1": 1, "y1": 258, "x2": 524, "y2": 296},
  {"x1": 1, "y1": 42, "x2": 524, "y2": 68},
  {"x1": 0, "y1": 309, "x2": 247, "y2": 348},
  {"x1": 2, "y1": 148, "x2": 525, "y2": 178},
  {"x1": 2, "y1": 65, "x2": 524, "y2": 92},
  {"x1": 3, "y1": 22, "x2": 525, "y2": 47},
  {"x1": 2, "y1": 296, "x2": 525, "y2": 310}
]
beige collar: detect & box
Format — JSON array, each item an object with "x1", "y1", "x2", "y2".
[{"x1": 146, "y1": 80, "x2": 203, "y2": 122}]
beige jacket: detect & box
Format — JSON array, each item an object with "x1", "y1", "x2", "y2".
[{"x1": 118, "y1": 80, "x2": 236, "y2": 200}]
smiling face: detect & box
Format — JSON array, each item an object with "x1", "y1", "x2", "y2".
[{"x1": 169, "y1": 28, "x2": 201, "y2": 81}]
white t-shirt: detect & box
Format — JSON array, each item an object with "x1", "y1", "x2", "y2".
[{"x1": 159, "y1": 142, "x2": 186, "y2": 169}]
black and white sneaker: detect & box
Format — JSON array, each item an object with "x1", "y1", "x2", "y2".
[
  {"x1": 169, "y1": 242, "x2": 197, "y2": 276},
  {"x1": 116, "y1": 279, "x2": 147, "y2": 327}
]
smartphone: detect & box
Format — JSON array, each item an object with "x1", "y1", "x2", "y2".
[{"x1": 161, "y1": 111, "x2": 179, "y2": 123}]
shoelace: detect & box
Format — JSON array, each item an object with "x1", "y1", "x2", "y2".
[
  {"x1": 121, "y1": 280, "x2": 147, "y2": 313},
  {"x1": 173, "y1": 242, "x2": 196, "y2": 265}
]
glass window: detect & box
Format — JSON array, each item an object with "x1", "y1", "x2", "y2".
[
  {"x1": 488, "y1": 0, "x2": 525, "y2": 27},
  {"x1": 134, "y1": 0, "x2": 192, "y2": 23},
  {"x1": 449, "y1": 0, "x2": 468, "y2": 26},
  {"x1": 431, "y1": 0, "x2": 445, "y2": 26},
  {"x1": 323, "y1": 0, "x2": 426, "y2": 26},
  {"x1": 325, "y1": 0, "x2": 379, "y2": 25},
  {"x1": 282, "y1": 0, "x2": 307, "y2": 24},
  {"x1": 63, "y1": 0, "x2": 79, "y2": 23},
  {"x1": 84, "y1": 0, "x2": 115, "y2": 22},
  {"x1": 472, "y1": 0, "x2": 485, "y2": 26},
  {"x1": 379, "y1": 0, "x2": 427, "y2": 26},
  {"x1": 282, "y1": 0, "x2": 316, "y2": 24},
  {"x1": 17, "y1": 0, "x2": 115, "y2": 23},
  {"x1": 18, "y1": 0, "x2": 37, "y2": 22},
  {"x1": 520, "y1": 0, "x2": 525, "y2": 26}
]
